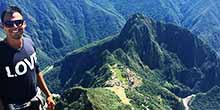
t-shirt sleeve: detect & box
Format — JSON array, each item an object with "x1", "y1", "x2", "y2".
[
  {"x1": 25, "y1": 37, "x2": 41, "y2": 74},
  {"x1": 33, "y1": 46, "x2": 41, "y2": 74}
]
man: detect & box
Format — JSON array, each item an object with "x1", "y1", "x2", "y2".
[{"x1": 0, "y1": 6, "x2": 55, "y2": 110}]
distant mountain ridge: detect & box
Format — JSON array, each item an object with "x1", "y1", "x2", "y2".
[
  {"x1": 1, "y1": 0, "x2": 220, "y2": 69},
  {"x1": 108, "y1": 0, "x2": 220, "y2": 54},
  {"x1": 180, "y1": 0, "x2": 220, "y2": 52},
  {"x1": 45, "y1": 14, "x2": 220, "y2": 110}
]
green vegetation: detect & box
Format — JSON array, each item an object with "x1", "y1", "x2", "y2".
[
  {"x1": 45, "y1": 14, "x2": 220, "y2": 110},
  {"x1": 56, "y1": 87, "x2": 132, "y2": 110},
  {"x1": 1, "y1": 1, "x2": 220, "y2": 109},
  {"x1": 2, "y1": 0, "x2": 220, "y2": 69},
  {"x1": 71, "y1": 35, "x2": 116, "y2": 55},
  {"x1": 45, "y1": 66, "x2": 62, "y2": 93},
  {"x1": 126, "y1": 82, "x2": 184, "y2": 110},
  {"x1": 190, "y1": 86, "x2": 220, "y2": 110},
  {"x1": 87, "y1": 88, "x2": 132, "y2": 110},
  {"x1": 108, "y1": 64, "x2": 128, "y2": 84}
]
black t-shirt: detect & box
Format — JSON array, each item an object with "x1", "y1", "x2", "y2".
[{"x1": 0, "y1": 37, "x2": 40, "y2": 104}]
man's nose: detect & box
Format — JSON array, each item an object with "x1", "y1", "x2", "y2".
[{"x1": 13, "y1": 23, "x2": 18, "y2": 28}]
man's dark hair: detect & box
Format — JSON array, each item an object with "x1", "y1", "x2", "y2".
[{"x1": 1, "y1": 6, "x2": 23, "y2": 23}]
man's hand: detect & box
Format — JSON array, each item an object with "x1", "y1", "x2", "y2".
[
  {"x1": 37, "y1": 73, "x2": 56, "y2": 110},
  {"x1": 47, "y1": 95, "x2": 55, "y2": 110}
]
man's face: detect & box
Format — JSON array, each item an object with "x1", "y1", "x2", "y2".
[{"x1": 2, "y1": 12, "x2": 26, "y2": 39}]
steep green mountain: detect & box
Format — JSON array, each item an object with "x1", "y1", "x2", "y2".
[
  {"x1": 190, "y1": 86, "x2": 220, "y2": 110},
  {"x1": 103, "y1": 0, "x2": 220, "y2": 54},
  {"x1": 45, "y1": 14, "x2": 220, "y2": 110},
  {"x1": 56, "y1": 87, "x2": 132, "y2": 110}
]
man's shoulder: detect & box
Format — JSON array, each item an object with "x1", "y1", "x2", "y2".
[
  {"x1": 23, "y1": 37, "x2": 34, "y2": 44},
  {"x1": 23, "y1": 37, "x2": 35, "y2": 47}
]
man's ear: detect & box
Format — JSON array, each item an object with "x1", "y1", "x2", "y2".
[{"x1": 22, "y1": 21, "x2": 27, "y2": 28}]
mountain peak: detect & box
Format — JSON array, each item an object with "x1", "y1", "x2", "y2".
[
  {"x1": 118, "y1": 13, "x2": 164, "y2": 69},
  {"x1": 121, "y1": 13, "x2": 154, "y2": 35},
  {"x1": 130, "y1": 13, "x2": 146, "y2": 21},
  {"x1": 118, "y1": 13, "x2": 156, "y2": 45}
]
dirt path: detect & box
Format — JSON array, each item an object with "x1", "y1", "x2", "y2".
[{"x1": 106, "y1": 86, "x2": 131, "y2": 105}]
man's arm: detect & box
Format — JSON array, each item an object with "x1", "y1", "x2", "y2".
[{"x1": 37, "y1": 72, "x2": 55, "y2": 110}]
